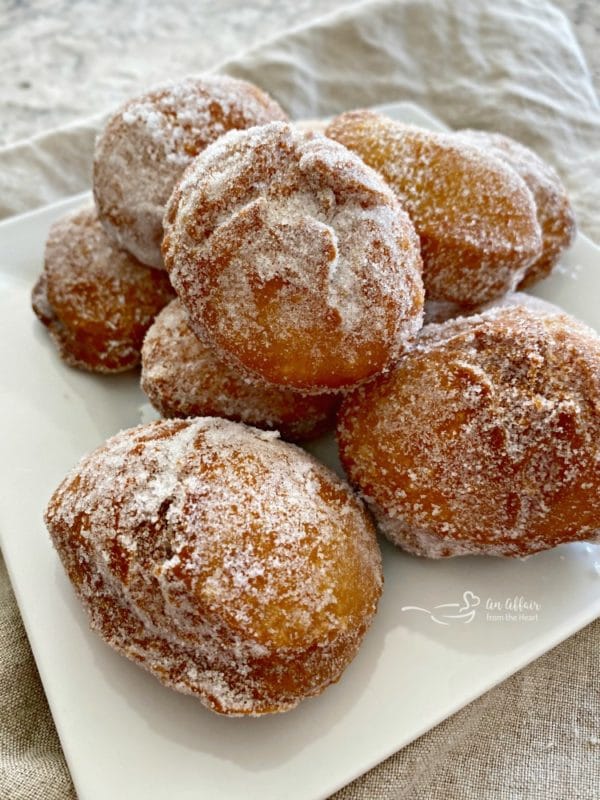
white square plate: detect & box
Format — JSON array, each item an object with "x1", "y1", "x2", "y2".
[{"x1": 1, "y1": 108, "x2": 600, "y2": 800}]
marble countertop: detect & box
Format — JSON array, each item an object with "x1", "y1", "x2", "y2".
[{"x1": 1, "y1": 0, "x2": 598, "y2": 147}]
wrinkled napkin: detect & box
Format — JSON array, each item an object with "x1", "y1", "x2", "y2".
[{"x1": 1, "y1": 1, "x2": 599, "y2": 799}]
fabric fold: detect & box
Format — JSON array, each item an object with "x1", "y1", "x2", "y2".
[{"x1": 0, "y1": 0, "x2": 598, "y2": 240}]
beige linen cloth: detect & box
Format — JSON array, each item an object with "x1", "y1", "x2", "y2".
[{"x1": 1, "y1": 1, "x2": 599, "y2": 798}]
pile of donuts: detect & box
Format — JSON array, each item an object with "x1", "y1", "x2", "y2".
[{"x1": 38, "y1": 75, "x2": 600, "y2": 717}]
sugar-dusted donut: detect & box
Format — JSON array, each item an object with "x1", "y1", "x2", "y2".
[
  {"x1": 141, "y1": 300, "x2": 340, "y2": 440},
  {"x1": 93, "y1": 75, "x2": 287, "y2": 268},
  {"x1": 33, "y1": 207, "x2": 174, "y2": 372},
  {"x1": 458, "y1": 129, "x2": 576, "y2": 289},
  {"x1": 326, "y1": 110, "x2": 542, "y2": 306},
  {"x1": 163, "y1": 121, "x2": 424, "y2": 393},
  {"x1": 338, "y1": 306, "x2": 600, "y2": 557},
  {"x1": 45, "y1": 418, "x2": 383, "y2": 715}
]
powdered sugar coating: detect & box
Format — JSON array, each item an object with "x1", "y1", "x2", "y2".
[
  {"x1": 93, "y1": 75, "x2": 287, "y2": 268},
  {"x1": 326, "y1": 110, "x2": 543, "y2": 306},
  {"x1": 45, "y1": 418, "x2": 382, "y2": 715},
  {"x1": 33, "y1": 207, "x2": 174, "y2": 372},
  {"x1": 459, "y1": 129, "x2": 576, "y2": 289},
  {"x1": 141, "y1": 299, "x2": 340, "y2": 441},
  {"x1": 163, "y1": 121, "x2": 424, "y2": 393},
  {"x1": 338, "y1": 306, "x2": 600, "y2": 558}
]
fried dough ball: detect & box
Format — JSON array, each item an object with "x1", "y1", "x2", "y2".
[
  {"x1": 93, "y1": 75, "x2": 287, "y2": 268},
  {"x1": 338, "y1": 306, "x2": 600, "y2": 558},
  {"x1": 326, "y1": 110, "x2": 543, "y2": 306},
  {"x1": 163, "y1": 121, "x2": 424, "y2": 394},
  {"x1": 141, "y1": 300, "x2": 340, "y2": 441},
  {"x1": 44, "y1": 418, "x2": 382, "y2": 716},
  {"x1": 458, "y1": 130, "x2": 576, "y2": 289},
  {"x1": 32, "y1": 207, "x2": 174, "y2": 373}
]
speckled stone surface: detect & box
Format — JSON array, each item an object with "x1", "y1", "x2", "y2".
[{"x1": 0, "y1": 0, "x2": 598, "y2": 146}]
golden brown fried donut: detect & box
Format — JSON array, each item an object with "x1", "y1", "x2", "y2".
[
  {"x1": 141, "y1": 300, "x2": 340, "y2": 441},
  {"x1": 459, "y1": 129, "x2": 576, "y2": 288},
  {"x1": 163, "y1": 121, "x2": 424, "y2": 394},
  {"x1": 326, "y1": 110, "x2": 542, "y2": 306},
  {"x1": 45, "y1": 418, "x2": 382, "y2": 715},
  {"x1": 93, "y1": 75, "x2": 287, "y2": 268},
  {"x1": 338, "y1": 306, "x2": 600, "y2": 558},
  {"x1": 33, "y1": 207, "x2": 174, "y2": 373}
]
